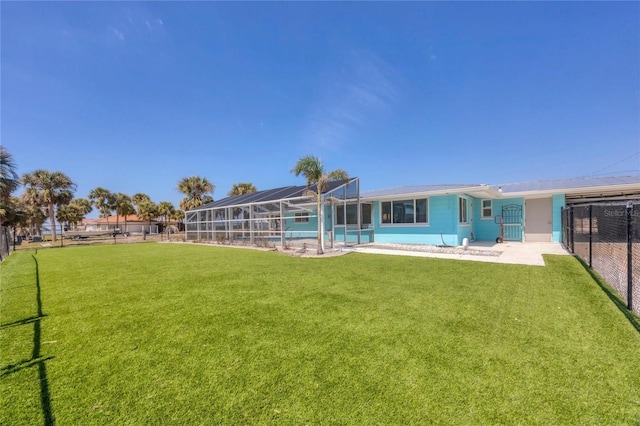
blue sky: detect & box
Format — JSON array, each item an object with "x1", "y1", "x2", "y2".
[{"x1": 3, "y1": 2, "x2": 639, "y2": 213}]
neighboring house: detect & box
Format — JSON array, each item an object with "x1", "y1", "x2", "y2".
[
  {"x1": 81, "y1": 218, "x2": 100, "y2": 231},
  {"x1": 184, "y1": 175, "x2": 640, "y2": 246},
  {"x1": 83, "y1": 215, "x2": 161, "y2": 234}
]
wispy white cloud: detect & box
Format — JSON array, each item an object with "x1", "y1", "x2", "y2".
[
  {"x1": 110, "y1": 27, "x2": 124, "y2": 41},
  {"x1": 115, "y1": 6, "x2": 164, "y2": 38},
  {"x1": 143, "y1": 18, "x2": 163, "y2": 32},
  {"x1": 303, "y1": 50, "x2": 399, "y2": 151}
]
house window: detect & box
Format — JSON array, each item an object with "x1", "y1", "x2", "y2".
[
  {"x1": 361, "y1": 203, "x2": 372, "y2": 226},
  {"x1": 335, "y1": 204, "x2": 373, "y2": 226},
  {"x1": 381, "y1": 199, "x2": 429, "y2": 225},
  {"x1": 482, "y1": 199, "x2": 492, "y2": 219},
  {"x1": 335, "y1": 204, "x2": 357, "y2": 225},
  {"x1": 382, "y1": 202, "x2": 392, "y2": 224},
  {"x1": 459, "y1": 197, "x2": 469, "y2": 224},
  {"x1": 416, "y1": 199, "x2": 428, "y2": 223},
  {"x1": 294, "y1": 212, "x2": 309, "y2": 223}
]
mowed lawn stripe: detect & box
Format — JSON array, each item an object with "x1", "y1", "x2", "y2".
[{"x1": 1, "y1": 244, "x2": 639, "y2": 424}]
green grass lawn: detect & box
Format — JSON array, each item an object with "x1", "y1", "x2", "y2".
[{"x1": 2, "y1": 244, "x2": 640, "y2": 425}]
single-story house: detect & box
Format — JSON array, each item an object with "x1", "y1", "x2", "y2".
[
  {"x1": 360, "y1": 175, "x2": 639, "y2": 246},
  {"x1": 184, "y1": 175, "x2": 639, "y2": 246},
  {"x1": 83, "y1": 215, "x2": 162, "y2": 234}
]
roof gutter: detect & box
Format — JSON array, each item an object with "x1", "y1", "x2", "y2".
[{"x1": 360, "y1": 185, "x2": 500, "y2": 201}]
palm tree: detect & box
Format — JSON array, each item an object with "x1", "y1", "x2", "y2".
[
  {"x1": 131, "y1": 193, "x2": 150, "y2": 231},
  {"x1": 132, "y1": 193, "x2": 151, "y2": 207},
  {"x1": 71, "y1": 198, "x2": 93, "y2": 215},
  {"x1": 113, "y1": 193, "x2": 135, "y2": 234},
  {"x1": 177, "y1": 176, "x2": 214, "y2": 211},
  {"x1": 228, "y1": 182, "x2": 257, "y2": 197},
  {"x1": 137, "y1": 199, "x2": 158, "y2": 237},
  {"x1": 56, "y1": 198, "x2": 93, "y2": 231},
  {"x1": 157, "y1": 201, "x2": 176, "y2": 236},
  {"x1": 292, "y1": 155, "x2": 348, "y2": 254},
  {"x1": 56, "y1": 204, "x2": 84, "y2": 232},
  {"x1": 172, "y1": 209, "x2": 185, "y2": 232},
  {"x1": 1, "y1": 196, "x2": 17, "y2": 227},
  {"x1": 0, "y1": 147, "x2": 19, "y2": 216},
  {"x1": 132, "y1": 193, "x2": 151, "y2": 234},
  {"x1": 21, "y1": 170, "x2": 76, "y2": 242},
  {"x1": 12, "y1": 195, "x2": 46, "y2": 238},
  {"x1": 88, "y1": 187, "x2": 114, "y2": 230}
]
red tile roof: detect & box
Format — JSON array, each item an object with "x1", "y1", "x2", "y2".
[{"x1": 94, "y1": 215, "x2": 157, "y2": 224}]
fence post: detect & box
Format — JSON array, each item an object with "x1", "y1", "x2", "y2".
[
  {"x1": 569, "y1": 206, "x2": 575, "y2": 253},
  {"x1": 561, "y1": 207, "x2": 565, "y2": 246},
  {"x1": 589, "y1": 204, "x2": 593, "y2": 268},
  {"x1": 627, "y1": 201, "x2": 633, "y2": 311}
]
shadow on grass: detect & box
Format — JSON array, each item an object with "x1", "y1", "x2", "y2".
[
  {"x1": 0, "y1": 314, "x2": 47, "y2": 330},
  {"x1": 0, "y1": 253, "x2": 55, "y2": 425},
  {"x1": 575, "y1": 256, "x2": 640, "y2": 335}
]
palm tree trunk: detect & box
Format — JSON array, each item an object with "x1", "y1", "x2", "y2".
[{"x1": 48, "y1": 203, "x2": 57, "y2": 242}]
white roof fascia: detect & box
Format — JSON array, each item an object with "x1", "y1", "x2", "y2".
[
  {"x1": 360, "y1": 185, "x2": 500, "y2": 201},
  {"x1": 500, "y1": 182, "x2": 640, "y2": 199}
]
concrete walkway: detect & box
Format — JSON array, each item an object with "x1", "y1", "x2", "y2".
[{"x1": 350, "y1": 241, "x2": 569, "y2": 266}]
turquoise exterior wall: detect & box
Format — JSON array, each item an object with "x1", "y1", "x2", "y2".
[
  {"x1": 333, "y1": 229, "x2": 374, "y2": 244},
  {"x1": 284, "y1": 212, "x2": 318, "y2": 238},
  {"x1": 473, "y1": 197, "x2": 524, "y2": 241},
  {"x1": 363, "y1": 191, "x2": 563, "y2": 246},
  {"x1": 324, "y1": 205, "x2": 333, "y2": 233},
  {"x1": 285, "y1": 205, "x2": 374, "y2": 245},
  {"x1": 552, "y1": 194, "x2": 565, "y2": 242},
  {"x1": 372, "y1": 194, "x2": 460, "y2": 245}
]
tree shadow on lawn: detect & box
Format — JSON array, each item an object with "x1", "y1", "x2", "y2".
[
  {"x1": 574, "y1": 256, "x2": 640, "y2": 335},
  {"x1": 1, "y1": 252, "x2": 55, "y2": 425}
]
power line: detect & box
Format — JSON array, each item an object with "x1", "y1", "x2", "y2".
[{"x1": 579, "y1": 151, "x2": 640, "y2": 178}]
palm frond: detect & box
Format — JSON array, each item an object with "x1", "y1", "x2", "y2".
[{"x1": 328, "y1": 169, "x2": 349, "y2": 183}]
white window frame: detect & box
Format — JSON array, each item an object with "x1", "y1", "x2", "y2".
[
  {"x1": 380, "y1": 198, "x2": 429, "y2": 226},
  {"x1": 459, "y1": 197, "x2": 469, "y2": 225},
  {"x1": 481, "y1": 199, "x2": 493, "y2": 219}
]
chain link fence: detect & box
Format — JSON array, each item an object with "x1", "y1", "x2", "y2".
[{"x1": 562, "y1": 201, "x2": 639, "y2": 316}]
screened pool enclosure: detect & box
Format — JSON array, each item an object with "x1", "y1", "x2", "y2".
[{"x1": 185, "y1": 178, "x2": 372, "y2": 249}]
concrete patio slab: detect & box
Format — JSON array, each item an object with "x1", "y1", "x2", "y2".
[{"x1": 351, "y1": 242, "x2": 569, "y2": 266}]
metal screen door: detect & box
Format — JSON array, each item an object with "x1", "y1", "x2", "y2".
[{"x1": 502, "y1": 204, "x2": 523, "y2": 241}]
